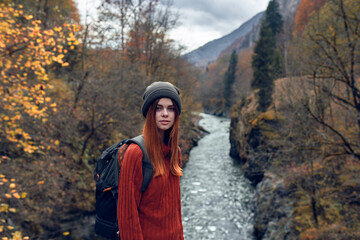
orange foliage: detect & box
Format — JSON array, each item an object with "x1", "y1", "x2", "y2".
[
  {"x1": 0, "y1": 4, "x2": 80, "y2": 154},
  {"x1": 294, "y1": 0, "x2": 328, "y2": 35}
]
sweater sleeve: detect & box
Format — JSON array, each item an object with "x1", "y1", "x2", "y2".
[
  {"x1": 118, "y1": 144, "x2": 144, "y2": 240},
  {"x1": 178, "y1": 147, "x2": 184, "y2": 240}
]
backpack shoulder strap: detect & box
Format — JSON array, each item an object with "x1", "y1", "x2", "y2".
[{"x1": 127, "y1": 135, "x2": 154, "y2": 192}]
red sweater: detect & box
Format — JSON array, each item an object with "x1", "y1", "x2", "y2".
[{"x1": 117, "y1": 143, "x2": 184, "y2": 240}]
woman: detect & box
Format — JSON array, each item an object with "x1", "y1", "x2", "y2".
[{"x1": 117, "y1": 81, "x2": 184, "y2": 240}]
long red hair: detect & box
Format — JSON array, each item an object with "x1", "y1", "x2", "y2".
[{"x1": 143, "y1": 99, "x2": 183, "y2": 177}]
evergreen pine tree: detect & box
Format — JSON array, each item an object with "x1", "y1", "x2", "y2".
[
  {"x1": 266, "y1": 0, "x2": 285, "y2": 79},
  {"x1": 265, "y1": 0, "x2": 283, "y2": 35},
  {"x1": 224, "y1": 50, "x2": 238, "y2": 113},
  {"x1": 251, "y1": 0, "x2": 283, "y2": 112}
]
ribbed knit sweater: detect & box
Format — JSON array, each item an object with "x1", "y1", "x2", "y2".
[{"x1": 117, "y1": 143, "x2": 184, "y2": 240}]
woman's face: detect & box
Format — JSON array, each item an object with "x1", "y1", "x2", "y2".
[{"x1": 155, "y1": 98, "x2": 175, "y2": 133}]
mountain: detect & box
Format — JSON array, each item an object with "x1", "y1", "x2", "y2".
[
  {"x1": 218, "y1": 0, "x2": 301, "y2": 59},
  {"x1": 183, "y1": 0, "x2": 301, "y2": 68},
  {"x1": 183, "y1": 12, "x2": 264, "y2": 68}
]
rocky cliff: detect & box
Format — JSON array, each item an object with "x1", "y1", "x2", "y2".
[
  {"x1": 230, "y1": 75, "x2": 360, "y2": 239},
  {"x1": 229, "y1": 88, "x2": 295, "y2": 239}
]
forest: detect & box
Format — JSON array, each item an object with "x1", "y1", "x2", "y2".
[
  {"x1": 226, "y1": 0, "x2": 360, "y2": 239},
  {"x1": 0, "y1": 0, "x2": 201, "y2": 239},
  {"x1": 0, "y1": 0, "x2": 359, "y2": 239}
]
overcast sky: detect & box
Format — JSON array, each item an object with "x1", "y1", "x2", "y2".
[{"x1": 75, "y1": 0, "x2": 270, "y2": 53}]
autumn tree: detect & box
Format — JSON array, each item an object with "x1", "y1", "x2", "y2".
[
  {"x1": 63, "y1": 0, "x2": 199, "y2": 164},
  {"x1": 125, "y1": 0, "x2": 178, "y2": 77},
  {"x1": 283, "y1": 0, "x2": 360, "y2": 236},
  {"x1": 229, "y1": 0, "x2": 360, "y2": 238},
  {"x1": 299, "y1": 0, "x2": 360, "y2": 158},
  {"x1": 0, "y1": 3, "x2": 81, "y2": 239},
  {"x1": 0, "y1": 3, "x2": 79, "y2": 154},
  {"x1": 251, "y1": 0, "x2": 284, "y2": 112},
  {"x1": 95, "y1": 0, "x2": 178, "y2": 76},
  {"x1": 0, "y1": 1, "x2": 199, "y2": 239},
  {"x1": 96, "y1": 0, "x2": 132, "y2": 49},
  {"x1": 0, "y1": 0, "x2": 80, "y2": 28},
  {"x1": 294, "y1": 0, "x2": 328, "y2": 35},
  {"x1": 199, "y1": 56, "x2": 230, "y2": 115}
]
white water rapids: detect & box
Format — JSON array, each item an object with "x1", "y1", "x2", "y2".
[{"x1": 181, "y1": 113, "x2": 255, "y2": 240}]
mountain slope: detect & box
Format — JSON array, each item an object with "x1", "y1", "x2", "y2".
[
  {"x1": 183, "y1": 0, "x2": 301, "y2": 68},
  {"x1": 183, "y1": 12, "x2": 264, "y2": 68}
]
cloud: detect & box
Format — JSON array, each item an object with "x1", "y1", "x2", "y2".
[
  {"x1": 169, "y1": 25, "x2": 222, "y2": 52},
  {"x1": 75, "y1": 0, "x2": 270, "y2": 52},
  {"x1": 169, "y1": 0, "x2": 270, "y2": 52}
]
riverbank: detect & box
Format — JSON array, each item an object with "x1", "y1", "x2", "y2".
[
  {"x1": 229, "y1": 95, "x2": 300, "y2": 239},
  {"x1": 229, "y1": 92, "x2": 360, "y2": 239}
]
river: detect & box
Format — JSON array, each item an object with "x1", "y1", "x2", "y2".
[{"x1": 181, "y1": 113, "x2": 255, "y2": 240}]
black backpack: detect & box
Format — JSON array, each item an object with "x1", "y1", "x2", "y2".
[{"x1": 94, "y1": 135, "x2": 153, "y2": 239}]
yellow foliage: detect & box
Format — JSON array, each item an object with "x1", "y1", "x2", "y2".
[
  {"x1": 251, "y1": 110, "x2": 279, "y2": 127},
  {"x1": 259, "y1": 110, "x2": 277, "y2": 121},
  {"x1": 0, "y1": 173, "x2": 27, "y2": 239},
  {"x1": 12, "y1": 192, "x2": 20, "y2": 199},
  {"x1": 8, "y1": 208, "x2": 16, "y2": 213},
  {"x1": 0, "y1": 4, "x2": 80, "y2": 154},
  {"x1": 0, "y1": 203, "x2": 9, "y2": 213},
  {"x1": 11, "y1": 231, "x2": 22, "y2": 240}
]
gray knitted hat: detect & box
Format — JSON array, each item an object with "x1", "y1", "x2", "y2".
[{"x1": 141, "y1": 81, "x2": 182, "y2": 118}]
